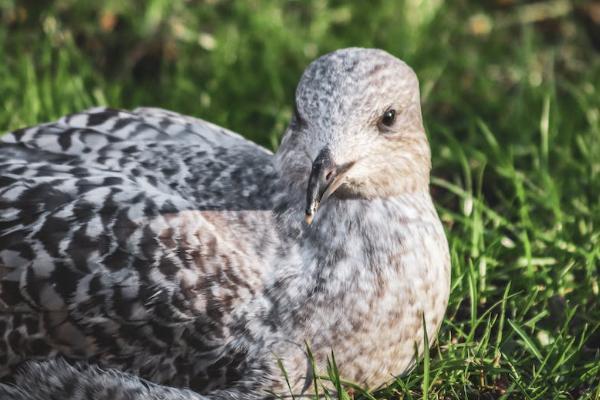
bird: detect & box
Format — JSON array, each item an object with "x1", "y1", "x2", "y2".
[{"x1": 0, "y1": 48, "x2": 450, "y2": 399}]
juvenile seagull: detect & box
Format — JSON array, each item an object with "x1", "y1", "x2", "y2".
[{"x1": 0, "y1": 48, "x2": 450, "y2": 399}]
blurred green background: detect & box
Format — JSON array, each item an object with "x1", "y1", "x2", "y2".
[
  {"x1": 1, "y1": 0, "x2": 597, "y2": 148},
  {"x1": 1, "y1": 0, "x2": 599, "y2": 398}
]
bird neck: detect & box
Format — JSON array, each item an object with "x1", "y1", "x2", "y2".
[
  {"x1": 309, "y1": 192, "x2": 435, "y2": 256},
  {"x1": 273, "y1": 189, "x2": 439, "y2": 273}
]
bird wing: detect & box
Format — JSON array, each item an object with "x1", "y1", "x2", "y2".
[
  {"x1": 0, "y1": 359, "x2": 206, "y2": 400},
  {"x1": 0, "y1": 107, "x2": 279, "y2": 382}
]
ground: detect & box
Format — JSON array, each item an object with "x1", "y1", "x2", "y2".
[{"x1": 0, "y1": 1, "x2": 598, "y2": 399}]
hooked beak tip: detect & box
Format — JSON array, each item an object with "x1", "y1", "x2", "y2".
[
  {"x1": 304, "y1": 213, "x2": 315, "y2": 225},
  {"x1": 304, "y1": 200, "x2": 319, "y2": 224}
]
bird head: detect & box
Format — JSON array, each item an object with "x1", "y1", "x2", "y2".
[{"x1": 275, "y1": 48, "x2": 431, "y2": 224}]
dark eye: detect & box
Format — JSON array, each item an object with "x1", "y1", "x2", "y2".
[{"x1": 380, "y1": 109, "x2": 396, "y2": 128}]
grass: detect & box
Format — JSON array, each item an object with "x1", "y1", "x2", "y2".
[{"x1": 1, "y1": 0, "x2": 599, "y2": 398}]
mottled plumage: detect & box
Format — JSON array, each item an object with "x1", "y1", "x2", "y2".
[{"x1": 0, "y1": 48, "x2": 450, "y2": 399}]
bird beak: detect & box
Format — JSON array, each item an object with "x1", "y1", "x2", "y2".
[{"x1": 304, "y1": 147, "x2": 352, "y2": 224}]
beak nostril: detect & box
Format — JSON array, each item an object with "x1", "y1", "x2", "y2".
[{"x1": 325, "y1": 171, "x2": 334, "y2": 181}]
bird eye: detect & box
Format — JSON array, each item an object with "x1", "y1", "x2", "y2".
[{"x1": 380, "y1": 109, "x2": 396, "y2": 128}]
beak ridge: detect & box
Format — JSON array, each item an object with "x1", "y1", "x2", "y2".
[{"x1": 305, "y1": 148, "x2": 338, "y2": 224}]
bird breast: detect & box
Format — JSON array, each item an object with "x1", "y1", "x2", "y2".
[{"x1": 274, "y1": 192, "x2": 451, "y2": 391}]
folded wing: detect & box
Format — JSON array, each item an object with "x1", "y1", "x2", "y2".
[{"x1": 0, "y1": 108, "x2": 279, "y2": 386}]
